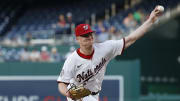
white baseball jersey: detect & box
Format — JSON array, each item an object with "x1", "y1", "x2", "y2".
[{"x1": 57, "y1": 38, "x2": 125, "y2": 101}]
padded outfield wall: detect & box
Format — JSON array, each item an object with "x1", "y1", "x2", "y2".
[{"x1": 0, "y1": 59, "x2": 140, "y2": 101}]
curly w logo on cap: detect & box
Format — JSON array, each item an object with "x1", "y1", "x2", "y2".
[{"x1": 83, "y1": 25, "x2": 89, "y2": 30}]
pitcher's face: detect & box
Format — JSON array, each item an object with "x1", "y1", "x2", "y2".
[{"x1": 76, "y1": 32, "x2": 94, "y2": 47}]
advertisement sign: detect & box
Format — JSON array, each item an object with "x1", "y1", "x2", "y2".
[{"x1": 0, "y1": 76, "x2": 123, "y2": 101}]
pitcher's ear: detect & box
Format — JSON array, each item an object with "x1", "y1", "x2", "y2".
[{"x1": 76, "y1": 37, "x2": 80, "y2": 44}]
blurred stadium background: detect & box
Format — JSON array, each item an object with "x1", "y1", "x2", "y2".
[{"x1": 0, "y1": 0, "x2": 180, "y2": 101}]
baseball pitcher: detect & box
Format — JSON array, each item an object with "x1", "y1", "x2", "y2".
[{"x1": 57, "y1": 6, "x2": 164, "y2": 101}]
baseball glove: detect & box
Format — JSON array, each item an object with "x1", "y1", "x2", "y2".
[{"x1": 68, "y1": 83, "x2": 91, "y2": 100}]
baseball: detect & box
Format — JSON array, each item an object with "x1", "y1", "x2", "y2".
[{"x1": 157, "y1": 5, "x2": 164, "y2": 12}]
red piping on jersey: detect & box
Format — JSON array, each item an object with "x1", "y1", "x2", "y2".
[
  {"x1": 57, "y1": 81, "x2": 69, "y2": 85},
  {"x1": 76, "y1": 48, "x2": 94, "y2": 59},
  {"x1": 121, "y1": 38, "x2": 125, "y2": 55}
]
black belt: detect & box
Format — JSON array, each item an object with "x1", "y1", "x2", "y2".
[{"x1": 91, "y1": 91, "x2": 100, "y2": 95}]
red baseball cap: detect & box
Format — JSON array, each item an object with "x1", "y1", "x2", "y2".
[{"x1": 75, "y1": 24, "x2": 95, "y2": 36}]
